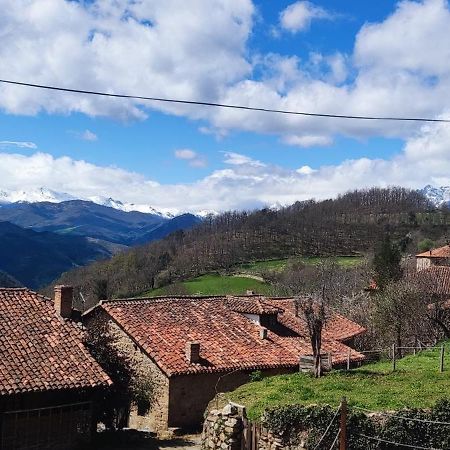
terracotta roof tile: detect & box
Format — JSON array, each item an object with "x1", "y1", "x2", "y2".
[
  {"x1": 416, "y1": 245, "x2": 450, "y2": 258},
  {"x1": 0, "y1": 288, "x2": 111, "y2": 396},
  {"x1": 414, "y1": 266, "x2": 450, "y2": 296},
  {"x1": 101, "y1": 296, "x2": 365, "y2": 377}
]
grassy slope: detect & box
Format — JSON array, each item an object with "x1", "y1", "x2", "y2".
[
  {"x1": 145, "y1": 274, "x2": 272, "y2": 297},
  {"x1": 228, "y1": 345, "x2": 450, "y2": 419},
  {"x1": 236, "y1": 256, "x2": 363, "y2": 274},
  {"x1": 144, "y1": 256, "x2": 364, "y2": 297}
]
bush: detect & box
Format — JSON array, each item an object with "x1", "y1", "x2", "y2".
[
  {"x1": 418, "y1": 238, "x2": 435, "y2": 253},
  {"x1": 261, "y1": 399, "x2": 450, "y2": 450}
]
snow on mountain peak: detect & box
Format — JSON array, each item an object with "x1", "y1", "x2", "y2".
[
  {"x1": 0, "y1": 188, "x2": 176, "y2": 218},
  {"x1": 421, "y1": 185, "x2": 450, "y2": 206}
]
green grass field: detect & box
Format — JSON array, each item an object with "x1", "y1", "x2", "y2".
[
  {"x1": 227, "y1": 345, "x2": 450, "y2": 419},
  {"x1": 144, "y1": 273, "x2": 272, "y2": 297},
  {"x1": 236, "y1": 256, "x2": 364, "y2": 274}
]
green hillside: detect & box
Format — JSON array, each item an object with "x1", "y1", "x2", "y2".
[
  {"x1": 144, "y1": 273, "x2": 272, "y2": 297},
  {"x1": 236, "y1": 256, "x2": 364, "y2": 274},
  {"x1": 227, "y1": 344, "x2": 450, "y2": 419}
]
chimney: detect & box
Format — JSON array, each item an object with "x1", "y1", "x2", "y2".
[
  {"x1": 186, "y1": 342, "x2": 201, "y2": 363},
  {"x1": 260, "y1": 328, "x2": 268, "y2": 340},
  {"x1": 54, "y1": 285, "x2": 73, "y2": 318}
]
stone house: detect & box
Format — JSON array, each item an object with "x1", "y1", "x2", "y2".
[
  {"x1": 84, "y1": 295, "x2": 365, "y2": 432},
  {"x1": 416, "y1": 244, "x2": 450, "y2": 271},
  {"x1": 0, "y1": 286, "x2": 111, "y2": 450}
]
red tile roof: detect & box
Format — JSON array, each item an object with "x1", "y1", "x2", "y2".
[
  {"x1": 414, "y1": 266, "x2": 450, "y2": 296},
  {"x1": 416, "y1": 245, "x2": 450, "y2": 258},
  {"x1": 0, "y1": 288, "x2": 111, "y2": 396},
  {"x1": 101, "y1": 296, "x2": 365, "y2": 377}
]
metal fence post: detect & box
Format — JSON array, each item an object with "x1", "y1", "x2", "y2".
[{"x1": 440, "y1": 344, "x2": 445, "y2": 373}]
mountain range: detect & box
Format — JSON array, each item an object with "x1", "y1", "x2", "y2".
[
  {"x1": 0, "y1": 192, "x2": 202, "y2": 288},
  {"x1": 0, "y1": 187, "x2": 176, "y2": 216}
]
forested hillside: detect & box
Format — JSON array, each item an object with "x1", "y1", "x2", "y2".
[{"x1": 53, "y1": 187, "x2": 450, "y2": 308}]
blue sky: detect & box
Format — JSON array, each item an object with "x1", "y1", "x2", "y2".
[{"x1": 0, "y1": 0, "x2": 450, "y2": 213}]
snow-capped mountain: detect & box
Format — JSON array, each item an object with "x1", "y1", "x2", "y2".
[
  {"x1": 421, "y1": 185, "x2": 450, "y2": 207},
  {"x1": 0, "y1": 187, "x2": 76, "y2": 204},
  {"x1": 88, "y1": 196, "x2": 174, "y2": 217},
  {"x1": 0, "y1": 188, "x2": 173, "y2": 217}
]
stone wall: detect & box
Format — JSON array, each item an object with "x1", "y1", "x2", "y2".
[
  {"x1": 201, "y1": 404, "x2": 244, "y2": 450},
  {"x1": 170, "y1": 368, "x2": 294, "y2": 430},
  {"x1": 84, "y1": 310, "x2": 170, "y2": 433},
  {"x1": 202, "y1": 403, "x2": 307, "y2": 450}
]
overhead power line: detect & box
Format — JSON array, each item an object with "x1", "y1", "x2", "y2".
[{"x1": 1, "y1": 78, "x2": 450, "y2": 123}]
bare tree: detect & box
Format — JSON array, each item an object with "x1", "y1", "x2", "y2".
[{"x1": 297, "y1": 295, "x2": 326, "y2": 378}]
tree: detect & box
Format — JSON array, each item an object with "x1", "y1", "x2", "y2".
[
  {"x1": 373, "y1": 234, "x2": 403, "y2": 289},
  {"x1": 84, "y1": 315, "x2": 156, "y2": 429},
  {"x1": 418, "y1": 238, "x2": 435, "y2": 253},
  {"x1": 289, "y1": 261, "x2": 342, "y2": 378},
  {"x1": 374, "y1": 279, "x2": 428, "y2": 353},
  {"x1": 296, "y1": 295, "x2": 326, "y2": 378}
]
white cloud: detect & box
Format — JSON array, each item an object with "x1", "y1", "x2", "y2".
[
  {"x1": 174, "y1": 148, "x2": 207, "y2": 168},
  {"x1": 80, "y1": 130, "x2": 98, "y2": 141},
  {"x1": 0, "y1": 141, "x2": 37, "y2": 149},
  {"x1": 280, "y1": 1, "x2": 332, "y2": 33},
  {"x1": 174, "y1": 149, "x2": 197, "y2": 160},
  {"x1": 282, "y1": 134, "x2": 333, "y2": 147},
  {"x1": 1, "y1": 120, "x2": 450, "y2": 214},
  {"x1": 1, "y1": 0, "x2": 450, "y2": 148},
  {"x1": 223, "y1": 152, "x2": 265, "y2": 167},
  {"x1": 296, "y1": 165, "x2": 316, "y2": 175}
]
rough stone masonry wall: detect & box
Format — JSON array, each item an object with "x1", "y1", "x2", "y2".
[
  {"x1": 107, "y1": 320, "x2": 170, "y2": 432},
  {"x1": 202, "y1": 404, "x2": 244, "y2": 450},
  {"x1": 202, "y1": 404, "x2": 307, "y2": 450}
]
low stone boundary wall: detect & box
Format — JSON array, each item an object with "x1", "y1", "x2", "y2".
[
  {"x1": 201, "y1": 404, "x2": 244, "y2": 450},
  {"x1": 201, "y1": 403, "x2": 306, "y2": 450}
]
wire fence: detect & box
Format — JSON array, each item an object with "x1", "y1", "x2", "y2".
[
  {"x1": 332, "y1": 397, "x2": 450, "y2": 450},
  {"x1": 344, "y1": 342, "x2": 447, "y2": 373}
]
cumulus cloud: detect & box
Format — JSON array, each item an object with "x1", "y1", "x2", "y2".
[
  {"x1": 0, "y1": 141, "x2": 37, "y2": 149},
  {"x1": 2, "y1": 119, "x2": 449, "y2": 214},
  {"x1": 1, "y1": 0, "x2": 450, "y2": 148},
  {"x1": 282, "y1": 134, "x2": 333, "y2": 147},
  {"x1": 280, "y1": 1, "x2": 332, "y2": 33}
]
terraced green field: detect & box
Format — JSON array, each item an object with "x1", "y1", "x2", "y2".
[{"x1": 144, "y1": 273, "x2": 272, "y2": 297}]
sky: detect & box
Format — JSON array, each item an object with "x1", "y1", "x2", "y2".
[{"x1": 1, "y1": 0, "x2": 450, "y2": 214}]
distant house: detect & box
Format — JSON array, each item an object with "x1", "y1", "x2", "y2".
[
  {"x1": 0, "y1": 286, "x2": 111, "y2": 450},
  {"x1": 84, "y1": 295, "x2": 365, "y2": 432},
  {"x1": 416, "y1": 244, "x2": 450, "y2": 271}
]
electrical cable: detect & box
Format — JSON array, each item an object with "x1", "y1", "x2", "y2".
[{"x1": 1, "y1": 78, "x2": 450, "y2": 123}]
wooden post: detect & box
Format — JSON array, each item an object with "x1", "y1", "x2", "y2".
[
  {"x1": 347, "y1": 348, "x2": 351, "y2": 371},
  {"x1": 440, "y1": 344, "x2": 445, "y2": 373},
  {"x1": 392, "y1": 343, "x2": 396, "y2": 372},
  {"x1": 339, "y1": 397, "x2": 347, "y2": 450}
]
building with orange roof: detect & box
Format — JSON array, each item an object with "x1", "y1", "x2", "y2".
[
  {"x1": 0, "y1": 286, "x2": 111, "y2": 450},
  {"x1": 84, "y1": 294, "x2": 365, "y2": 432},
  {"x1": 416, "y1": 244, "x2": 450, "y2": 271}
]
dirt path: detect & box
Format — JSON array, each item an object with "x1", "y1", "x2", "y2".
[{"x1": 87, "y1": 430, "x2": 201, "y2": 450}]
